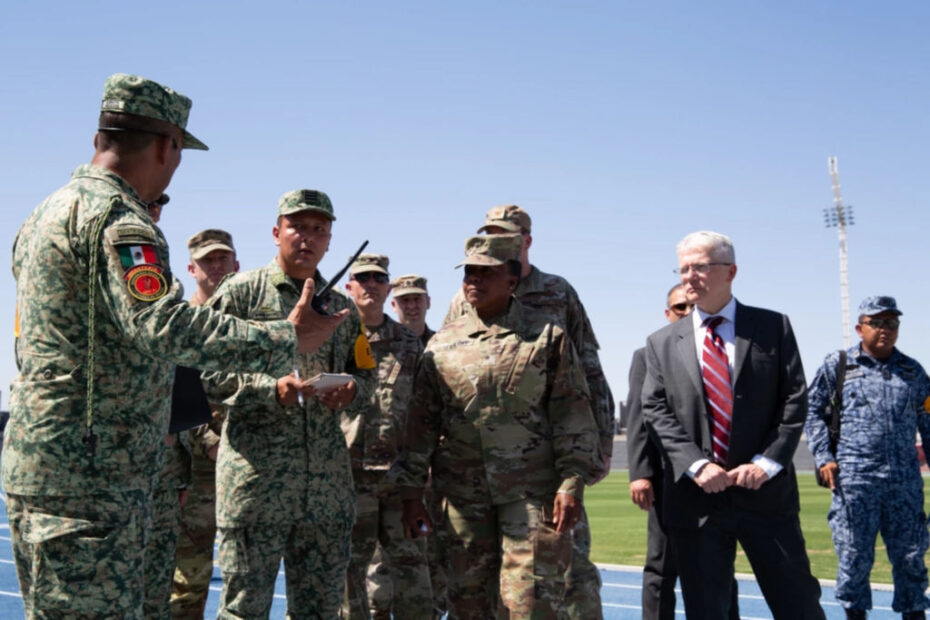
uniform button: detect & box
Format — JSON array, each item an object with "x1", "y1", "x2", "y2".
[{"x1": 42, "y1": 369, "x2": 53, "y2": 380}]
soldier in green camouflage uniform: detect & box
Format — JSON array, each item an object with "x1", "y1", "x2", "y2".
[
  {"x1": 146, "y1": 435, "x2": 192, "y2": 619},
  {"x1": 4, "y1": 74, "x2": 341, "y2": 619},
  {"x1": 202, "y1": 190, "x2": 375, "y2": 619},
  {"x1": 389, "y1": 234, "x2": 604, "y2": 619},
  {"x1": 170, "y1": 229, "x2": 240, "y2": 619},
  {"x1": 340, "y1": 254, "x2": 432, "y2": 619},
  {"x1": 390, "y1": 274, "x2": 435, "y2": 347},
  {"x1": 444, "y1": 205, "x2": 613, "y2": 618}
]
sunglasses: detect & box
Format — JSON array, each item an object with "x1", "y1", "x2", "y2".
[
  {"x1": 353, "y1": 272, "x2": 389, "y2": 284},
  {"x1": 669, "y1": 302, "x2": 692, "y2": 312},
  {"x1": 861, "y1": 317, "x2": 900, "y2": 330}
]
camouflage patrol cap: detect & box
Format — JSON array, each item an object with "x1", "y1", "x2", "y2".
[
  {"x1": 278, "y1": 189, "x2": 336, "y2": 221},
  {"x1": 99, "y1": 73, "x2": 208, "y2": 150},
  {"x1": 391, "y1": 274, "x2": 428, "y2": 297},
  {"x1": 187, "y1": 229, "x2": 235, "y2": 260},
  {"x1": 477, "y1": 204, "x2": 532, "y2": 234},
  {"x1": 350, "y1": 253, "x2": 389, "y2": 276},
  {"x1": 857, "y1": 296, "x2": 902, "y2": 317},
  {"x1": 456, "y1": 234, "x2": 522, "y2": 268}
]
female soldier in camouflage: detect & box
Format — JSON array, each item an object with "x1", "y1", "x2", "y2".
[{"x1": 388, "y1": 234, "x2": 603, "y2": 619}]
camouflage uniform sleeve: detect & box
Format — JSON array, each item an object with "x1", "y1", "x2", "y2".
[
  {"x1": 442, "y1": 288, "x2": 468, "y2": 327},
  {"x1": 335, "y1": 303, "x2": 375, "y2": 414},
  {"x1": 198, "y1": 279, "x2": 281, "y2": 415},
  {"x1": 96, "y1": 210, "x2": 296, "y2": 377},
  {"x1": 914, "y1": 364, "x2": 930, "y2": 451},
  {"x1": 547, "y1": 327, "x2": 604, "y2": 497},
  {"x1": 190, "y1": 420, "x2": 223, "y2": 456},
  {"x1": 804, "y1": 353, "x2": 838, "y2": 468},
  {"x1": 562, "y1": 283, "x2": 615, "y2": 457},
  {"x1": 386, "y1": 351, "x2": 442, "y2": 499}
]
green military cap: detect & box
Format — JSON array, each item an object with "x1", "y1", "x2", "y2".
[
  {"x1": 99, "y1": 73, "x2": 208, "y2": 150},
  {"x1": 278, "y1": 189, "x2": 336, "y2": 220},
  {"x1": 477, "y1": 204, "x2": 532, "y2": 234},
  {"x1": 391, "y1": 274, "x2": 428, "y2": 297},
  {"x1": 456, "y1": 234, "x2": 522, "y2": 268},
  {"x1": 350, "y1": 253, "x2": 389, "y2": 275},
  {"x1": 187, "y1": 229, "x2": 235, "y2": 260}
]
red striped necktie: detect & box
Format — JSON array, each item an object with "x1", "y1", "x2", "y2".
[{"x1": 702, "y1": 316, "x2": 732, "y2": 465}]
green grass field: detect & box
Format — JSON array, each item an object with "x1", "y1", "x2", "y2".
[{"x1": 588, "y1": 471, "x2": 918, "y2": 584}]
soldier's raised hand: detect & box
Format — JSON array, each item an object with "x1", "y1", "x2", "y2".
[{"x1": 288, "y1": 278, "x2": 348, "y2": 354}]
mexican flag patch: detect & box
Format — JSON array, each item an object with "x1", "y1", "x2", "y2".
[{"x1": 118, "y1": 244, "x2": 158, "y2": 270}]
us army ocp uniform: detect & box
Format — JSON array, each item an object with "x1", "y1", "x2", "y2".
[
  {"x1": 340, "y1": 255, "x2": 432, "y2": 619},
  {"x1": 389, "y1": 234, "x2": 604, "y2": 619}
]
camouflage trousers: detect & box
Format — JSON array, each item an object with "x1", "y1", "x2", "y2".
[
  {"x1": 443, "y1": 494, "x2": 574, "y2": 620},
  {"x1": 341, "y1": 470, "x2": 431, "y2": 619},
  {"x1": 145, "y1": 481, "x2": 183, "y2": 619},
  {"x1": 564, "y1": 507, "x2": 603, "y2": 619},
  {"x1": 216, "y1": 510, "x2": 353, "y2": 619},
  {"x1": 830, "y1": 475, "x2": 930, "y2": 612},
  {"x1": 7, "y1": 490, "x2": 149, "y2": 619},
  {"x1": 367, "y1": 484, "x2": 446, "y2": 619},
  {"x1": 171, "y1": 461, "x2": 217, "y2": 619}
]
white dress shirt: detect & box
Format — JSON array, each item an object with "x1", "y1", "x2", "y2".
[{"x1": 686, "y1": 297, "x2": 783, "y2": 479}]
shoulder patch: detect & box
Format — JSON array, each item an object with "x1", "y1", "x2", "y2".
[
  {"x1": 924, "y1": 396, "x2": 930, "y2": 414},
  {"x1": 106, "y1": 225, "x2": 157, "y2": 246},
  {"x1": 126, "y1": 265, "x2": 168, "y2": 302}
]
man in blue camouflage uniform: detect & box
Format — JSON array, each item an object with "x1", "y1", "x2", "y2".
[
  {"x1": 5, "y1": 74, "x2": 345, "y2": 619},
  {"x1": 806, "y1": 296, "x2": 930, "y2": 620}
]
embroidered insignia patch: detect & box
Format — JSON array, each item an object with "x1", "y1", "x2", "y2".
[{"x1": 126, "y1": 265, "x2": 167, "y2": 302}]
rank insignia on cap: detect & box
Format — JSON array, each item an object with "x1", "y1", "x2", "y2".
[
  {"x1": 126, "y1": 265, "x2": 168, "y2": 302},
  {"x1": 924, "y1": 396, "x2": 930, "y2": 414}
]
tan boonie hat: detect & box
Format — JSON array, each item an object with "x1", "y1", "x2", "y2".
[
  {"x1": 188, "y1": 229, "x2": 235, "y2": 260},
  {"x1": 350, "y1": 253, "x2": 389, "y2": 276},
  {"x1": 278, "y1": 189, "x2": 336, "y2": 220},
  {"x1": 391, "y1": 274, "x2": 428, "y2": 297},
  {"x1": 99, "y1": 73, "x2": 208, "y2": 150},
  {"x1": 477, "y1": 204, "x2": 531, "y2": 234},
  {"x1": 456, "y1": 234, "x2": 522, "y2": 268}
]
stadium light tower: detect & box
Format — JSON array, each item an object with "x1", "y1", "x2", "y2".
[{"x1": 823, "y1": 156, "x2": 855, "y2": 347}]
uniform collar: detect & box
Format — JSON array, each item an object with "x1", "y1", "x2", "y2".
[
  {"x1": 72, "y1": 163, "x2": 147, "y2": 208},
  {"x1": 267, "y1": 258, "x2": 327, "y2": 293},
  {"x1": 464, "y1": 297, "x2": 522, "y2": 338}
]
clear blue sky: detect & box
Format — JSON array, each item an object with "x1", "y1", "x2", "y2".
[{"x1": 2, "y1": 2, "x2": 928, "y2": 410}]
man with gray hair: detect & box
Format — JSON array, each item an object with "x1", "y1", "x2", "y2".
[{"x1": 642, "y1": 231, "x2": 823, "y2": 619}]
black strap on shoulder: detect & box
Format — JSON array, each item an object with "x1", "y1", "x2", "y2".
[{"x1": 826, "y1": 349, "x2": 847, "y2": 455}]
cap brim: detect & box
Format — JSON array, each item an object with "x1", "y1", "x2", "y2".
[
  {"x1": 182, "y1": 129, "x2": 209, "y2": 151},
  {"x1": 393, "y1": 287, "x2": 427, "y2": 297},
  {"x1": 350, "y1": 266, "x2": 388, "y2": 276},
  {"x1": 191, "y1": 243, "x2": 235, "y2": 260},
  {"x1": 455, "y1": 255, "x2": 506, "y2": 268},
  {"x1": 280, "y1": 206, "x2": 336, "y2": 221},
  {"x1": 477, "y1": 220, "x2": 521, "y2": 234}
]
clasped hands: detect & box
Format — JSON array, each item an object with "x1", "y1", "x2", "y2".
[{"x1": 695, "y1": 462, "x2": 769, "y2": 493}]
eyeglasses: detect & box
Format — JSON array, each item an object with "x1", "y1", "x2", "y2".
[
  {"x1": 673, "y1": 262, "x2": 732, "y2": 275},
  {"x1": 669, "y1": 302, "x2": 692, "y2": 313},
  {"x1": 860, "y1": 317, "x2": 900, "y2": 330},
  {"x1": 353, "y1": 272, "x2": 390, "y2": 284}
]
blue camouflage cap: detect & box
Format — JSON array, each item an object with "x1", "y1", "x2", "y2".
[
  {"x1": 99, "y1": 73, "x2": 208, "y2": 150},
  {"x1": 857, "y1": 296, "x2": 902, "y2": 317}
]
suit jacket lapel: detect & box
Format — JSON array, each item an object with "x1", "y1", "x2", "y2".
[
  {"x1": 733, "y1": 302, "x2": 753, "y2": 387},
  {"x1": 675, "y1": 317, "x2": 703, "y2": 397}
]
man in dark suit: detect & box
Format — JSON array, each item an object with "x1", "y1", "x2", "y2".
[
  {"x1": 642, "y1": 231, "x2": 824, "y2": 620},
  {"x1": 626, "y1": 283, "x2": 691, "y2": 619}
]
